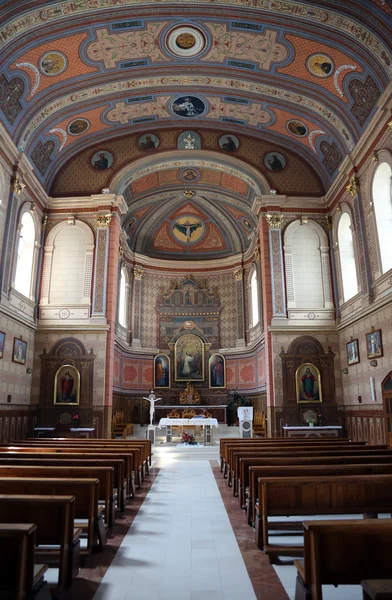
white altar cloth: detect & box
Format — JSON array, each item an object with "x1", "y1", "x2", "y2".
[{"x1": 158, "y1": 418, "x2": 219, "y2": 428}]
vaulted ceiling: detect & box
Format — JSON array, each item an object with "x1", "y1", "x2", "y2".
[{"x1": 1, "y1": 0, "x2": 391, "y2": 259}]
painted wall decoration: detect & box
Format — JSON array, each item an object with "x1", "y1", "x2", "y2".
[
  {"x1": 54, "y1": 364, "x2": 80, "y2": 405},
  {"x1": 171, "y1": 95, "x2": 206, "y2": 118},
  {"x1": 348, "y1": 75, "x2": 381, "y2": 127},
  {"x1": 154, "y1": 354, "x2": 170, "y2": 388},
  {"x1": 296, "y1": 363, "x2": 322, "y2": 403},
  {"x1": 67, "y1": 118, "x2": 90, "y2": 135},
  {"x1": 306, "y1": 53, "x2": 334, "y2": 77},
  {"x1": 366, "y1": 329, "x2": 383, "y2": 359},
  {"x1": 264, "y1": 151, "x2": 286, "y2": 172},
  {"x1": 178, "y1": 168, "x2": 200, "y2": 182},
  {"x1": 138, "y1": 133, "x2": 160, "y2": 150},
  {"x1": 12, "y1": 338, "x2": 27, "y2": 365},
  {"x1": 0, "y1": 331, "x2": 5, "y2": 358},
  {"x1": 175, "y1": 333, "x2": 204, "y2": 381},
  {"x1": 0, "y1": 74, "x2": 25, "y2": 125},
  {"x1": 172, "y1": 217, "x2": 204, "y2": 243},
  {"x1": 39, "y1": 51, "x2": 68, "y2": 76},
  {"x1": 209, "y1": 353, "x2": 226, "y2": 388},
  {"x1": 347, "y1": 339, "x2": 360, "y2": 366},
  {"x1": 90, "y1": 150, "x2": 114, "y2": 170},
  {"x1": 287, "y1": 120, "x2": 308, "y2": 137},
  {"x1": 320, "y1": 141, "x2": 342, "y2": 176},
  {"x1": 218, "y1": 134, "x2": 239, "y2": 152},
  {"x1": 177, "y1": 131, "x2": 201, "y2": 149},
  {"x1": 31, "y1": 140, "x2": 55, "y2": 176}
]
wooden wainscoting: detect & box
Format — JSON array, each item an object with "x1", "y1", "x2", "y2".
[{"x1": 344, "y1": 407, "x2": 386, "y2": 445}]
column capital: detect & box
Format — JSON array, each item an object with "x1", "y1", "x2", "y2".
[
  {"x1": 133, "y1": 267, "x2": 144, "y2": 280},
  {"x1": 265, "y1": 213, "x2": 283, "y2": 229},
  {"x1": 94, "y1": 213, "x2": 112, "y2": 228},
  {"x1": 346, "y1": 175, "x2": 360, "y2": 198},
  {"x1": 234, "y1": 268, "x2": 243, "y2": 281},
  {"x1": 325, "y1": 215, "x2": 333, "y2": 230}
]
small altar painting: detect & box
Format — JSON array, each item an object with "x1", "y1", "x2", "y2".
[
  {"x1": 54, "y1": 364, "x2": 80, "y2": 405},
  {"x1": 12, "y1": 337, "x2": 27, "y2": 365},
  {"x1": 296, "y1": 363, "x2": 322, "y2": 403},
  {"x1": 154, "y1": 354, "x2": 170, "y2": 388},
  {"x1": 209, "y1": 353, "x2": 225, "y2": 388},
  {"x1": 346, "y1": 339, "x2": 360, "y2": 366},
  {"x1": 175, "y1": 333, "x2": 204, "y2": 381},
  {"x1": 0, "y1": 331, "x2": 5, "y2": 358},
  {"x1": 366, "y1": 329, "x2": 383, "y2": 359}
]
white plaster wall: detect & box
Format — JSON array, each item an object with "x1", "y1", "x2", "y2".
[
  {"x1": 291, "y1": 226, "x2": 324, "y2": 308},
  {"x1": 49, "y1": 227, "x2": 87, "y2": 304}
]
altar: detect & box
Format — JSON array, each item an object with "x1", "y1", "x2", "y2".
[
  {"x1": 158, "y1": 417, "x2": 218, "y2": 444},
  {"x1": 283, "y1": 425, "x2": 342, "y2": 438}
]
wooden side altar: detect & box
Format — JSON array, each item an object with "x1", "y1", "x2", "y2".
[{"x1": 283, "y1": 426, "x2": 342, "y2": 438}]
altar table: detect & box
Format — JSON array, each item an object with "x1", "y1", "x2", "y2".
[
  {"x1": 282, "y1": 425, "x2": 342, "y2": 438},
  {"x1": 158, "y1": 418, "x2": 218, "y2": 444}
]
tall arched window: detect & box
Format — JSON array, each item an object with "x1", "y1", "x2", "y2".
[
  {"x1": 118, "y1": 266, "x2": 127, "y2": 327},
  {"x1": 14, "y1": 212, "x2": 35, "y2": 298},
  {"x1": 338, "y1": 212, "x2": 358, "y2": 302},
  {"x1": 250, "y1": 268, "x2": 259, "y2": 327},
  {"x1": 372, "y1": 161, "x2": 392, "y2": 274}
]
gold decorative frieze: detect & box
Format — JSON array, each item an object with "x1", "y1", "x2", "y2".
[
  {"x1": 346, "y1": 175, "x2": 359, "y2": 198},
  {"x1": 265, "y1": 213, "x2": 283, "y2": 229},
  {"x1": 234, "y1": 268, "x2": 243, "y2": 281},
  {"x1": 95, "y1": 213, "x2": 112, "y2": 228},
  {"x1": 133, "y1": 267, "x2": 144, "y2": 280},
  {"x1": 13, "y1": 175, "x2": 25, "y2": 195}
]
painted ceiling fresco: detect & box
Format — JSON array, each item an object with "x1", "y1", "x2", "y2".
[{"x1": 0, "y1": 0, "x2": 391, "y2": 258}]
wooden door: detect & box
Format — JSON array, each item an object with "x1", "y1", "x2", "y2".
[{"x1": 382, "y1": 372, "x2": 392, "y2": 447}]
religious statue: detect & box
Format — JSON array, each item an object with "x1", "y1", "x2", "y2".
[{"x1": 143, "y1": 390, "x2": 162, "y2": 425}]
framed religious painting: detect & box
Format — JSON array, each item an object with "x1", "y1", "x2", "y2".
[
  {"x1": 12, "y1": 337, "x2": 27, "y2": 365},
  {"x1": 366, "y1": 329, "x2": 383, "y2": 359},
  {"x1": 0, "y1": 331, "x2": 5, "y2": 359},
  {"x1": 54, "y1": 364, "x2": 80, "y2": 405},
  {"x1": 296, "y1": 363, "x2": 322, "y2": 403},
  {"x1": 154, "y1": 354, "x2": 171, "y2": 388},
  {"x1": 209, "y1": 354, "x2": 226, "y2": 388},
  {"x1": 346, "y1": 339, "x2": 360, "y2": 366},
  {"x1": 175, "y1": 333, "x2": 204, "y2": 382}
]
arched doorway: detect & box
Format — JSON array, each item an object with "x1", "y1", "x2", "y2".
[{"x1": 382, "y1": 372, "x2": 392, "y2": 447}]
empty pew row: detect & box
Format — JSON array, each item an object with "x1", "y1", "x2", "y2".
[
  {"x1": 0, "y1": 523, "x2": 51, "y2": 600},
  {"x1": 254, "y1": 474, "x2": 392, "y2": 561},
  {"x1": 294, "y1": 519, "x2": 392, "y2": 600}
]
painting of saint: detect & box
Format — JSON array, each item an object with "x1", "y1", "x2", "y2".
[
  {"x1": 90, "y1": 150, "x2": 114, "y2": 170},
  {"x1": 264, "y1": 151, "x2": 286, "y2": 172},
  {"x1": 154, "y1": 354, "x2": 170, "y2": 388},
  {"x1": 0, "y1": 331, "x2": 5, "y2": 359},
  {"x1": 296, "y1": 363, "x2": 322, "y2": 402},
  {"x1": 54, "y1": 365, "x2": 80, "y2": 405},
  {"x1": 287, "y1": 120, "x2": 308, "y2": 137},
  {"x1": 181, "y1": 169, "x2": 198, "y2": 181},
  {"x1": 175, "y1": 333, "x2": 204, "y2": 381},
  {"x1": 172, "y1": 216, "x2": 204, "y2": 244},
  {"x1": 67, "y1": 118, "x2": 90, "y2": 135},
  {"x1": 209, "y1": 354, "x2": 225, "y2": 388},
  {"x1": 39, "y1": 52, "x2": 67, "y2": 76},
  {"x1": 171, "y1": 95, "x2": 206, "y2": 118},
  {"x1": 12, "y1": 338, "x2": 27, "y2": 365},
  {"x1": 218, "y1": 134, "x2": 239, "y2": 152},
  {"x1": 307, "y1": 54, "x2": 334, "y2": 78},
  {"x1": 346, "y1": 339, "x2": 360, "y2": 366},
  {"x1": 138, "y1": 133, "x2": 160, "y2": 150},
  {"x1": 366, "y1": 330, "x2": 383, "y2": 359}
]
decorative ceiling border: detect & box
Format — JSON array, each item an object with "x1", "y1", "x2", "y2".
[
  {"x1": 18, "y1": 75, "x2": 355, "y2": 151},
  {"x1": 1, "y1": 1, "x2": 391, "y2": 76}
]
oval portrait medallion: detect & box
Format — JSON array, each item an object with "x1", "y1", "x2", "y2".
[
  {"x1": 39, "y1": 51, "x2": 68, "y2": 76},
  {"x1": 287, "y1": 120, "x2": 308, "y2": 137},
  {"x1": 171, "y1": 95, "x2": 207, "y2": 118},
  {"x1": 306, "y1": 53, "x2": 334, "y2": 78},
  {"x1": 67, "y1": 118, "x2": 90, "y2": 136},
  {"x1": 264, "y1": 151, "x2": 287, "y2": 172}
]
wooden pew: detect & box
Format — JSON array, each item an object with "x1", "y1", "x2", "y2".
[
  {"x1": 111, "y1": 410, "x2": 133, "y2": 439},
  {"x1": 0, "y1": 478, "x2": 105, "y2": 553},
  {"x1": 0, "y1": 495, "x2": 80, "y2": 591},
  {"x1": 0, "y1": 456, "x2": 126, "y2": 513},
  {"x1": 228, "y1": 444, "x2": 389, "y2": 491},
  {"x1": 0, "y1": 448, "x2": 135, "y2": 499},
  {"x1": 0, "y1": 465, "x2": 115, "y2": 527},
  {"x1": 294, "y1": 520, "x2": 392, "y2": 600},
  {"x1": 254, "y1": 474, "x2": 392, "y2": 560},
  {"x1": 244, "y1": 457, "x2": 392, "y2": 526},
  {"x1": 0, "y1": 523, "x2": 51, "y2": 600},
  {"x1": 361, "y1": 580, "x2": 392, "y2": 600}
]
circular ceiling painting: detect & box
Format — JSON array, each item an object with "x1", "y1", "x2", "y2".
[
  {"x1": 172, "y1": 216, "x2": 205, "y2": 244},
  {"x1": 165, "y1": 25, "x2": 207, "y2": 58},
  {"x1": 170, "y1": 95, "x2": 207, "y2": 118},
  {"x1": 39, "y1": 51, "x2": 68, "y2": 76},
  {"x1": 286, "y1": 120, "x2": 308, "y2": 137},
  {"x1": 306, "y1": 53, "x2": 334, "y2": 78}
]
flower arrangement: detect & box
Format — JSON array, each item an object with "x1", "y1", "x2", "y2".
[
  {"x1": 73, "y1": 414, "x2": 79, "y2": 427},
  {"x1": 305, "y1": 415, "x2": 317, "y2": 427},
  {"x1": 181, "y1": 432, "x2": 197, "y2": 445}
]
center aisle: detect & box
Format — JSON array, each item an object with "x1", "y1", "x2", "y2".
[{"x1": 93, "y1": 446, "x2": 256, "y2": 600}]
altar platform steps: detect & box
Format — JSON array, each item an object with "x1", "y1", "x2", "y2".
[{"x1": 129, "y1": 424, "x2": 240, "y2": 442}]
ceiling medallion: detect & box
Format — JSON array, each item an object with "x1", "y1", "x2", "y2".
[{"x1": 165, "y1": 25, "x2": 207, "y2": 59}]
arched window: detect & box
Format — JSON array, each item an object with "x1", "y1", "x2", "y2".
[
  {"x1": 250, "y1": 268, "x2": 259, "y2": 327},
  {"x1": 14, "y1": 212, "x2": 35, "y2": 298},
  {"x1": 118, "y1": 267, "x2": 127, "y2": 327},
  {"x1": 372, "y1": 161, "x2": 392, "y2": 274},
  {"x1": 338, "y1": 212, "x2": 358, "y2": 302}
]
